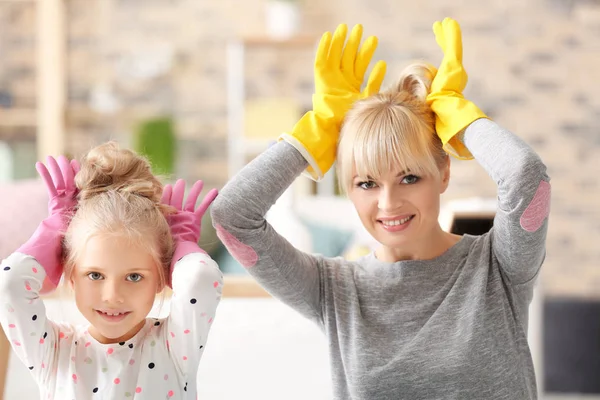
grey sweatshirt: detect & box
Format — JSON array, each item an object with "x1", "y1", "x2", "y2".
[{"x1": 211, "y1": 118, "x2": 551, "y2": 399}]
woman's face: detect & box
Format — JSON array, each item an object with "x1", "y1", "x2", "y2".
[{"x1": 347, "y1": 159, "x2": 450, "y2": 255}]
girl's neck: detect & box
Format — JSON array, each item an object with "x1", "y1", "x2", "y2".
[{"x1": 88, "y1": 318, "x2": 147, "y2": 345}]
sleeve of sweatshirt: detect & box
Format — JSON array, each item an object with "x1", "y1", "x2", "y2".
[
  {"x1": 463, "y1": 118, "x2": 551, "y2": 285},
  {"x1": 211, "y1": 141, "x2": 325, "y2": 324}
]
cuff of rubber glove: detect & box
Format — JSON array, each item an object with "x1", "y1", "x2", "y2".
[
  {"x1": 442, "y1": 116, "x2": 491, "y2": 160},
  {"x1": 168, "y1": 241, "x2": 207, "y2": 286},
  {"x1": 443, "y1": 133, "x2": 473, "y2": 160},
  {"x1": 279, "y1": 134, "x2": 324, "y2": 181},
  {"x1": 16, "y1": 217, "x2": 65, "y2": 287}
]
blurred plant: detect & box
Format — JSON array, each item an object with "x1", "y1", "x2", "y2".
[{"x1": 134, "y1": 116, "x2": 176, "y2": 177}]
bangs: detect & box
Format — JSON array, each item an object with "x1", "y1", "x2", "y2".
[{"x1": 339, "y1": 102, "x2": 441, "y2": 191}]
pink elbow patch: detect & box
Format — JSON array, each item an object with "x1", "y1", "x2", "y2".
[
  {"x1": 520, "y1": 180, "x2": 551, "y2": 232},
  {"x1": 214, "y1": 224, "x2": 258, "y2": 268}
]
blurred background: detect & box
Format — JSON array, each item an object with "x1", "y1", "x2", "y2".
[{"x1": 0, "y1": 0, "x2": 599, "y2": 399}]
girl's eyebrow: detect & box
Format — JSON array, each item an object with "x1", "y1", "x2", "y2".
[{"x1": 78, "y1": 266, "x2": 154, "y2": 273}]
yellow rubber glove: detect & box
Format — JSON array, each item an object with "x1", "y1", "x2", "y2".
[
  {"x1": 426, "y1": 18, "x2": 488, "y2": 160},
  {"x1": 280, "y1": 24, "x2": 387, "y2": 180}
]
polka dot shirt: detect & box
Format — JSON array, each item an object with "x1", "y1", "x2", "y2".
[{"x1": 0, "y1": 252, "x2": 223, "y2": 399}]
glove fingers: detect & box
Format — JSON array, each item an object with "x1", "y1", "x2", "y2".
[
  {"x1": 363, "y1": 60, "x2": 387, "y2": 97},
  {"x1": 161, "y1": 184, "x2": 173, "y2": 206},
  {"x1": 70, "y1": 159, "x2": 80, "y2": 176},
  {"x1": 315, "y1": 31, "x2": 332, "y2": 69},
  {"x1": 171, "y1": 179, "x2": 186, "y2": 210},
  {"x1": 35, "y1": 162, "x2": 58, "y2": 198},
  {"x1": 184, "y1": 180, "x2": 204, "y2": 212},
  {"x1": 355, "y1": 35, "x2": 378, "y2": 83},
  {"x1": 444, "y1": 18, "x2": 463, "y2": 62},
  {"x1": 328, "y1": 24, "x2": 348, "y2": 68},
  {"x1": 46, "y1": 156, "x2": 65, "y2": 193},
  {"x1": 195, "y1": 188, "x2": 218, "y2": 219},
  {"x1": 341, "y1": 24, "x2": 363, "y2": 83},
  {"x1": 432, "y1": 20, "x2": 445, "y2": 51},
  {"x1": 57, "y1": 155, "x2": 74, "y2": 193}
]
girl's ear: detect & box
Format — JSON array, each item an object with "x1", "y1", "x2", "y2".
[{"x1": 156, "y1": 281, "x2": 166, "y2": 294}]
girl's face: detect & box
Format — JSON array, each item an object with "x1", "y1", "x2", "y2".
[
  {"x1": 347, "y1": 160, "x2": 451, "y2": 261},
  {"x1": 71, "y1": 235, "x2": 164, "y2": 344}
]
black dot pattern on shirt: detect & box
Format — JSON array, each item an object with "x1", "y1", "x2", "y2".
[
  {"x1": 184, "y1": 382, "x2": 188, "y2": 391},
  {"x1": 43, "y1": 332, "x2": 47, "y2": 339},
  {"x1": 119, "y1": 342, "x2": 125, "y2": 346},
  {"x1": 3, "y1": 266, "x2": 10, "y2": 271},
  {"x1": 74, "y1": 341, "x2": 78, "y2": 345},
  {"x1": 154, "y1": 321, "x2": 160, "y2": 326},
  {"x1": 148, "y1": 362, "x2": 155, "y2": 369},
  {"x1": 28, "y1": 366, "x2": 33, "y2": 370},
  {"x1": 199, "y1": 345, "x2": 203, "y2": 350},
  {"x1": 129, "y1": 343, "x2": 134, "y2": 349},
  {"x1": 190, "y1": 298, "x2": 197, "y2": 304},
  {"x1": 93, "y1": 387, "x2": 98, "y2": 393},
  {"x1": 32, "y1": 315, "x2": 37, "y2": 321}
]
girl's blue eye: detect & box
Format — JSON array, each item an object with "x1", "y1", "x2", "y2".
[
  {"x1": 127, "y1": 273, "x2": 143, "y2": 283},
  {"x1": 401, "y1": 174, "x2": 420, "y2": 184},
  {"x1": 87, "y1": 272, "x2": 103, "y2": 281},
  {"x1": 357, "y1": 180, "x2": 377, "y2": 190}
]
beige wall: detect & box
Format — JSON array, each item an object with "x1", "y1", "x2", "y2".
[{"x1": 0, "y1": 0, "x2": 598, "y2": 297}]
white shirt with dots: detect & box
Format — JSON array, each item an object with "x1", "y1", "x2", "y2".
[{"x1": 0, "y1": 251, "x2": 223, "y2": 400}]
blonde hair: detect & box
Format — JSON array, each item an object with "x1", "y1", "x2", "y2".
[
  {"x1": 337, "y1": 62, "x2": 448, "y2": 194},
  {"x1": 63, "y1": 142, "x2": 174, "y2": 291}
]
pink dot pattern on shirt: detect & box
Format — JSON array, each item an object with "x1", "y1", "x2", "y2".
[
  {"x1": 107, "y1": 348, "x2": 114, "y2": 355},
  {"x1": 168, "y1": 391, "x2": 174, "y2": 397},
  {"x1": 114, "y1": 378, "x2": 120, "y2": 384},
  {"x1": 136, "y1": 387, "x2": 142, "y2": 393},
  {"x1": 520, "y1": 180, "x2": 551, "y2": 232},
  {"x1": 129, "y1": 359, "x2": 135, "y2": 365},
  {"x1": 215, "y1": 224, "x2": 258, "y2": 268}
]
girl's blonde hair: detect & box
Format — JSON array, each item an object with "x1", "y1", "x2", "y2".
[
  {"x1": 337, "y1": 62, "x2": 448, "y2": 194},
  {"x1": 63, "y1": 142, "x2": 174, "y2": 290}
]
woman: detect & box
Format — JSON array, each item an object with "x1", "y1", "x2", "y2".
[{"x1": 212, "y1": 19, "x2": 550, "y2": 399}]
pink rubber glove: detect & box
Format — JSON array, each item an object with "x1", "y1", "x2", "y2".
[
  {"x1": 161, "y1": 179, "x2": 218, "y2": 288},
  {"x1": 17, "y1": 156, "x2": 80, "y2": 292}
]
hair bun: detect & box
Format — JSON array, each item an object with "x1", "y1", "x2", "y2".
[
  {"x1": 395, "y1": 62, "x2": 437, "y2": 103},
  {"x1": 76, "y1": 141, "x2": 163, "y2": 204}
]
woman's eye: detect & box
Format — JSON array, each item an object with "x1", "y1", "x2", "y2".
[
  {"x1": 401, "y1": 174, "x2": 420, "y2": 184},
  {"x1": 127, "y1": 273, "x2": 143, "y2": 283},
  {"x1": 87, "y1": 272, "x2": 103, "y2": 281},
  {"x1": 357, "y1": 180, "x2": 377, "y2": 190}
]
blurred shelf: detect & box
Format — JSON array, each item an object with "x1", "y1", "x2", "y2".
[
  {"x1": 227, "y1": 36, "x2": 316, "y2": 177},
  {"x1": 0, "y1": 108, "x2": 36, "y2": 127},
  {"x1": 236, "y1": 35, "x2": 317, "y2": 47}
]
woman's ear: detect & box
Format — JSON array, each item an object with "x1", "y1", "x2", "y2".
[{"x1": 440, "y1": 155, "x2": 451, "y2": 193}]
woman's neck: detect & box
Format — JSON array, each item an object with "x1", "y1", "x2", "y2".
[{"x1": 375, "y1": 226, "x2": 462, "y2": 263}]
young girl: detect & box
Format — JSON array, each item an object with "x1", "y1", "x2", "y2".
[
  {"x1": 211, "y1": 19, "x2": 550, "y2": 399},
  {"x1": 0, "y1": 142, "x2": 223, "y2": 399}
]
